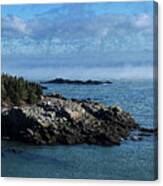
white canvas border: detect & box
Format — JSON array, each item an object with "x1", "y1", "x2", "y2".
[
  {"x1": 0, "y1": 0, "x2": 162, "y2": 186},
  {"x1": 0, "y1": 0, "x2": 156, "y2": 5}
]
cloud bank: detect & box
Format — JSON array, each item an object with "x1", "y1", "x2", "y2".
[
  {"x1": 2, "y1": 3, "x2": 154, "y2": 58},
  {"x1": 1, "y1": 2, "x2": 155, "y2": 79}
]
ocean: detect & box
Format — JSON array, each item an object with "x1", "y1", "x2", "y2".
[{"x1": 1, "y1": 79, "x2": 157, "y2": 180}]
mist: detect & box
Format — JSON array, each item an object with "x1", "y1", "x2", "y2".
[{"x1": 2, "y1": 65, "x2": 153, "y2": 81}]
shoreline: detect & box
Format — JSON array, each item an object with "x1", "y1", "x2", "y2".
[{"x1": 2, "y1": 92, "x2": 157, "y2": 146}]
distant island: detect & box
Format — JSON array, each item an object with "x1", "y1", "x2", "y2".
[{"x1": 41, "y1": 78, "x2": 112, "y2": 85}]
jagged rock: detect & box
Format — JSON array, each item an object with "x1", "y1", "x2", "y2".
[
  {"x1": 46, "y1": 92, "x2": 66, "y2": 100},
  {"x1": 2, "y1": 95, "x2": 142, "y2": 146},
  {"x1": 26, "y1": 128, "x2": 34, "y2": 136}
]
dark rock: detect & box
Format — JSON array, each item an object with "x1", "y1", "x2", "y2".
[
  {"x1": 41, "y1": 78, "x2": 112, "y2": 85},
  {"x1": 139, "y1": 127, "x2": 158, "y2": 133},
  {"x1": 46, "y1": 92, "x2": 66, "y2": 100},
  {"x1": 2, "y1": 94, "x2": 139, "y2": 146}
]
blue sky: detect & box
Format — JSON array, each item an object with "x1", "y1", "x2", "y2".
[{"x1": 1, "y1": 1, "x2": 156, "y2": 79}]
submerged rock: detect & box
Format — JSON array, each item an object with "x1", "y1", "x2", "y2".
[
  {"x1": 2, "y1": 94, "x2": 141, "y2": 146},
  {"x1": 130, "y1": 135, "x2": 143, "y2": 141}
]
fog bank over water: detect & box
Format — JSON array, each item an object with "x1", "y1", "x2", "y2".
[
  {"x1": 3, "y1": 66, "x2": 153, "y2": 81},
  {"x1": 2, "y1": 2, "x2": 154, "y2": 82}
]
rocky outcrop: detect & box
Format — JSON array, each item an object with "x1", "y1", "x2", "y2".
[
  {"x1": 139, "y1": 127, "x2": 158, "y2": 134},
  {"x1": 2, "y1": 93, "x2": 147, "y2": 146},
  {"x1": 41, "y1": 78, "x2": 112, "y2": 85}
]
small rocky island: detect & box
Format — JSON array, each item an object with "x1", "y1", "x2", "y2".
[
  {"x1": 41, "y1": 78, "x2": 112, "y2": 85},
  {"x1": 1, "y1": 74, "x2": 157, "y2": 146}
]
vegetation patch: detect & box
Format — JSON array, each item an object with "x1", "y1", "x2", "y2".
[{"x1": 1, "y1": 74, "x2": 43, "y2": 106}]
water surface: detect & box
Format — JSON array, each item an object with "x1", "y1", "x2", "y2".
[{"x1": 1, "y1": 79, "x2": 157, "y2": 180}]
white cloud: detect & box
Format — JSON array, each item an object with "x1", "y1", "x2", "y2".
[
  {"x1": 2, "y1": 11, "x2": 153, "y2": 58},
  {"x1": 2, "y1": 15, "x2": 30, "y2": 37},
  {"x1": 132, "y1": 13, "x2": 152, "y2": 28}
]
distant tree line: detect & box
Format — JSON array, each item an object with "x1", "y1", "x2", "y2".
[{"x1": 1, "y1": 73, "x2": 43, "y2": 106}]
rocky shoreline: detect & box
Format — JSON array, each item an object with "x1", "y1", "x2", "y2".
[
  {"x1": 41, "y1": 78, "x2": 112, "y2": 85},
  {"x1": 1, "y1": 93, "x2": 157, "y2": 146}
]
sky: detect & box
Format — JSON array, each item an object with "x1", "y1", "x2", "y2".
[{"x1": 1, "y1": 1, "x2": 156, "y2": 80}]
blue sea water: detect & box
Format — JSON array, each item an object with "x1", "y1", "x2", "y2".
[{"x1": 1, "y1": 79, "x2": 158, "y2": 180}]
